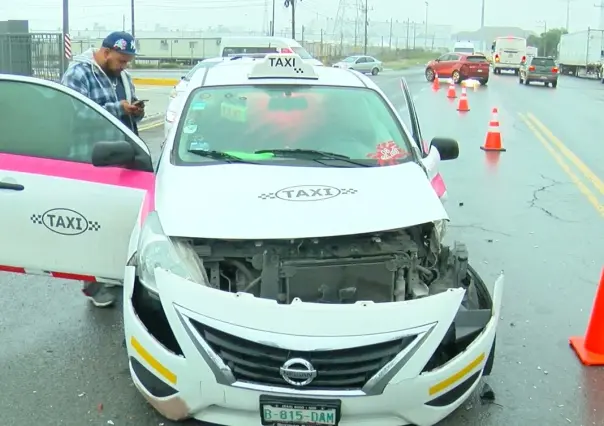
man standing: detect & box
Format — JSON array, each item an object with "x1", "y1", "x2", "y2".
[{"x1": 61, "y1": 31, "x2": 144, "y2": 307}]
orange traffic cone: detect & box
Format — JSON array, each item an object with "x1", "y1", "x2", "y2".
[
  {"x1": 446, "y1": 82, "x2": 456, "y2": 98},
  {"x1": 432, "y1": 73, "x2": 440, "y2": 91},
  {"x1": 570, "y1": 268, "x2": 604, "y2": 365},
  {"x1": 456, "y1": 87, "x2": 469, "y2": 111},
  {"x1": 480, "y1": 107, "x2": 505, "y2": 151}
]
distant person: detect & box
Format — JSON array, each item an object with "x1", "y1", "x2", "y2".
[
  {"x1": 62, "y1": 31, "x2": 144, "y2": 136},
  {"x1": 61, "y1": 31, "x2": 144, "y2": 308}
]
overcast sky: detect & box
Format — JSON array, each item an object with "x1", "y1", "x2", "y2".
[{"x1": 2, "y1": 0, "x2": 602, "y2": 34}]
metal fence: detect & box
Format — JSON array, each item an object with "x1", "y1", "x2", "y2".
[{"x1": 0, "y1": 33, "x2": 64, "y2": 82}]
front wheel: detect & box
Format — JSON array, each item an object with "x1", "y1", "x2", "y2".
[
  {"x1": 524, "y1": 78, "x2": 530, "y2": 85},
  {"x1": 452, "y1": 70, "x2": 461, "y2": 84},
  {"x1": 514, "y1": 69, "x2": 519, "y2": 76},
  {"x1": 371, "y1": 67, "x2": 379, "y2": 76},
  {"x1": 552, "y1": 81, "x2": 557, "y2": 88},
  {"x1": 425, "y1": 67, "x2": 435, "y2": 82},
  {"x1": 480, "y1": 79, "x2": 488, "y2": 85},
  {"x1": 518, "y1": 76, "x2": 523, "y2": 84}
]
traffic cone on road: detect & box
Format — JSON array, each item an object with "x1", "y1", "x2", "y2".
[
  {"x1": 446, "y1": 82, "x2": 456, "y2": 98},
  {"x1": 456, "y1": 87, "x2": 469, "y2": 111},
  {"x1": 570, "y1": 269, "x2": 604, "y2": 365},
  {"x1": 480, "y1": 108, "x2": 505, "y2": 151},
  {"x1": 432, "y1": 73, "x2": 440, "y2": 91}
]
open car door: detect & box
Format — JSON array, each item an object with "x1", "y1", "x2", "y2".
[
  {"x1": 0, "y1": 75, "x2": 154, "y2": 284},
  {"x1": 399, "y1": 77, "x2": 446, "y2": 200}
]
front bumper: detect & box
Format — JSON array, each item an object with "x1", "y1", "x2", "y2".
[
  {"x1": 123, "y1": 266, "x2": 504, "y2": 426},
  {"x1": 493, "y1": 63, "x2": 520, "y2": 70}
]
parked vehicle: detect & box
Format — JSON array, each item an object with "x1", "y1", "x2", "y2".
[
  {"x1": 491, "y1": 36, "x2": 527, "y2": 75},
  {"x1": 425, "y1": 53, "x2": 490, "y2": 85},
  {"x1": 453, "y1": 41, "x2": 475, "y2": 54},
  {"x1": 332, "y1": 55, "x2": 383, "y2": 75},
  {"x1": 219, "y1": 36, "x2": 323, "y2": 66},
  {"x1": 557, "y1": 29, "x2": 604, "y2": 80},
  {"x1": 519, "y1": 56, "x2": 558, "y2": 87}
]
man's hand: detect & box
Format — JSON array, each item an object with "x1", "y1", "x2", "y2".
[{"x1": 120, "y1": 100, "x2": 141, "y2": 116}]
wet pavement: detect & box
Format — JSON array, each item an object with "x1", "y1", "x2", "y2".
[{"x1": 1, "y1": 70, "x2": 603, "y2": 426}]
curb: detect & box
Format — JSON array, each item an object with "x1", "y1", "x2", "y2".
[{"x1": 132, "y1": 77, "x2": 179, "y2": 86}]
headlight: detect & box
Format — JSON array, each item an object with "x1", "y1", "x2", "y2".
[{"x1": 136, "y1": 211, "x2": 208, "y2": 294}]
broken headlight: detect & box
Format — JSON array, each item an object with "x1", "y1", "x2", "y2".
[{"x1": 136, "y1": 211, "x2": 207, "y2": 294}]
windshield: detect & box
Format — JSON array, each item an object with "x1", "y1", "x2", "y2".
[
  {"x1": 530, "y1": 57, "x2": 555, "y2": 66},
  {"x1": 173, "y1": 85, "x2": 414, "y2": 167},
  {"x1": 453, "y1": 47, "x2": 474, "y2": 54},
  {"x1": 185, "y1": 61, "x2": 221, "y2": 80},
  {"x1": 290, "y1": 46, "x2": 313, "y2": 59}
]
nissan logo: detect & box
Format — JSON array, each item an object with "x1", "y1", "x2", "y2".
[{"x1": 279, "y1": 358, "x2": 317, "y2": 386}]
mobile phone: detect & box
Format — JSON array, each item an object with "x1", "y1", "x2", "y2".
[{"x1": 134, "y1": 99, "x2": 148, "y2": 106}]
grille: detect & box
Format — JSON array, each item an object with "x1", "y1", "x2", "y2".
[{"x1": 190, "y1": 320, "x2": 416, "y2": 390}]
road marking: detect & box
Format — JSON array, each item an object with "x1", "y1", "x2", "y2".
[
  {"x1": 139, "y1": 120, "x2": 163, "y2": 131},
  {"x1": 526, "y1": 112, "x2": 604, "y2": 195},
  {"x1": 518, "y1": 113, "x2": 604, "y2": 217}
]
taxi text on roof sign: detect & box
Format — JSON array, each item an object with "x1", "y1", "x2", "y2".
[{"x1": 248, "y1": 53, "x2": 318, "y2": 80}]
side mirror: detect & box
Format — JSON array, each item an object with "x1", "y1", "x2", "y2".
[
  {"x1": 430, "y1": 137, "x2": 459, "y2": 161},
  {"x1": 181, "y1": 75, "x2": 185, "y2": 80},
  {"x1": 92, "y1": 141, "x2": 136, "y2": 167},
  {"x1": 435, "y1": 58, "x2": 440, "y2": 62}
]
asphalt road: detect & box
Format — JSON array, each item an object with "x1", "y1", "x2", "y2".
[{"x1": 2, "y1": 69, "x2": 604, "y2": 426}]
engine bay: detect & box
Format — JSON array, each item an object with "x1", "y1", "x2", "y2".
[{"x1": 186, "y1": 222, "x2": 480, "y2": 308}]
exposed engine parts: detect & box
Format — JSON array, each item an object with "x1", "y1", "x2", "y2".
[{"x1": 186, "y1": 222, "x2": 477, "y2": 305}]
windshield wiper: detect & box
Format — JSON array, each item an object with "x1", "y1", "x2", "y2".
[
  {"x1": 254, "y1": 148, "x2": 370, "y2": 167},
  {"x1": 188, "y1": 149, "x2": 254, "y2": 164}
]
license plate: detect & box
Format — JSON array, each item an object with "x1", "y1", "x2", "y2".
[
  {"x1": 478, "y1": 69, "x2": 483, "y2": 72},
  {"x1": 260, "y1": 395, "x2": 341, "y2": 426},
  {"x1": 540, "y1": 76, "x2": 548, "y2": 79}
]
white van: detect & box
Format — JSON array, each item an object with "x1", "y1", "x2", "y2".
[
  {"x1": 453, "y1": 41, "x2": 475, "y2": 54},
  {"x1": 219, "y1": 36, "x2": 323, "y2": 66},
  {"x1": 491, "y1": 36, "x2": 527, "y2": 75}
]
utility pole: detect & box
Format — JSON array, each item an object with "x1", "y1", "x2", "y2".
[
  {"x1": 424, "y1": 2, "x2": 428, "y2": 49},
  {"x1": 301, "y1": 25, "x2": 305, "y2": 42},
  {"x1": 389, "y1": 18, "x2": 393, "y2": 48},
  {"x1": 62, "y1": 0, "x2": 69, "y2": 72},
  {"x1": 290, "y1": 0, "x2": 296, "y2": 40},
  {"x1": 406, "y1": 18, "x2": 410, "y2": 50},
  {"x1": 595, "y1": 0, "x2": 604, "y2": 31},
  {"x1": 363, "y1": 0, "x2": 368, "y2": 54},
  {"x1": 271, "y1": 0, "x2": 276, "y2": 36},
  {"x1": 480, "y1": 0, "x2": 486, "y2": 52},
  {"x1": 537, "y1": 20, "x2": 547, "y2": 55},
  {"x1": 130, "y1": 0, "x2": 135, "y2": 37},
  {"x1": 566, "y1": 0, "x2": 570, "y2": 31},
  {"x1": 122, "y1": 14, "x2": 126, "y2": 31}
]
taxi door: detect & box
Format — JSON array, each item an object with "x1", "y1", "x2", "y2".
[
  {"x1": 0, "y1": 75, "x2": 154, "y2": 283},
  {"x1": 399, "y1": 77, "x2": 446, "y2": 199}
]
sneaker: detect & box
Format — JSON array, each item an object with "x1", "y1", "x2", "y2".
[{"x1": 82, "y1": 282, "x2": 116, "y2": 308}]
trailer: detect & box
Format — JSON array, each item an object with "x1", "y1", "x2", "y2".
[{"x1": 558, "y1": 29, "x2": 604, "y2": 79}]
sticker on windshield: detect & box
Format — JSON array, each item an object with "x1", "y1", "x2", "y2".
[
  {"x1": 367, "y1": 141, "x2": 407, "y2": 165},
  {"x1": 183, "y1": 124, "x2": 198, "y2": 133},
  {"x1": 191, "y1": 101, "x2": 206, "y2": 111}
]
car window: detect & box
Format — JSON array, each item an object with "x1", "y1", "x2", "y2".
[
  {"x1": 368, "y1": 57, "x2": 378, "y2": 63},
  {"x1": 342, "y1": 56, "x2": 358, "y2": 62},
  {"x1": 453, "y1": 47, "x2": 474, "y2": 54},
  {"x1": 185, "y1": 61, "x2": 221, "y2": 80},
  {"x1": 449, "y1": 54, "x2": 461, "y2": 61},
  {"x1": 465, "y1": 55, "x2": 488, "y2": 62},
  {"x1": 437, "y1": 54, "x2": 449, "y2": 61},
  {"x1": 222, "y1": 46, "x2": 279, "y2": 57},
  {"x1": 290, "y1": 46, "x2": 313, "y2": 59},
  {"x1": 530, "y1": 57, "x2": 555, "y2": 67},
  {"x1": 0, "y1": 80, "x2": 133, "y2": 163},
  {"x1": 356, "y1": 57, "x2": 367, "y2": 63},
  {"x1": 173, "y1": 85, "x2": 414, "y2": 167}
]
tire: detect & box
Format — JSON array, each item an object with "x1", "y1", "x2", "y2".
[
  {"x1": 452, "y1": 70, "x2": 461, "y2": 84},
  {"x1": 425, "y1": 67, "x2": 435, "y2": 82},
  {"x1": 514, "y1": 69, "x2": 519, "y2": 76},
  {"x1": 544, "y1": 82, "x2": 550, "y2": 87},
  {"x1": 371, "y1": 67, "x2": 379, "y2": 76},
  {"x1": 524, "y1": 78, "x2": 530, "y2": 85},
  {"x1": 519, "y1": 77, "x2": 523, "y2": 83},
  {"x1": 494, "y1": 68, "x2": 499, "y2": 75},
  {"x1": 552, "y1": 81, "x2": 557, "y2": 88},
  {"x1": 480, "y1": 79, "x2": 488, "y2": 85}
]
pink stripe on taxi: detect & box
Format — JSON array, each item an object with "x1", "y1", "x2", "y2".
[
  {"x1": 431, "y1": 173, "x2": 446, "y2": 198},
  {"x1": 0, "y1": 153, "x2": 154, "y2": 189}
]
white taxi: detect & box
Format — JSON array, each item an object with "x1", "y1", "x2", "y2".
[{"x1": 0, "y1": 53, "x2": 503, "y2": 426}]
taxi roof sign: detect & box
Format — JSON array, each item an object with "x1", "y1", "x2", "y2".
[{"x1": 248, "y1": 53, "x2": 318, "y2": 80}]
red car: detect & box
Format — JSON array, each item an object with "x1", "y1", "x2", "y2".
[{"x1": 425, "y1": 53, "x2": 490, "y2": 85}]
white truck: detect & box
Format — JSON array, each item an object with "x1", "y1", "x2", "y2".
[
  {"x1": 491, "y1": 36, "x2": 527, "y2": 75},
  {"x1": 558, "y1": 29, "x2": 604, "y2": 80}
]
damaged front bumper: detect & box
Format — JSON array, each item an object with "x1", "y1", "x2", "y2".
[{"x1": 122, "y1": 266, "x2": 504, "y2": 426}]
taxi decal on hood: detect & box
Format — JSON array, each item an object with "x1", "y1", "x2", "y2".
[{"x1": 258, "y1": 185, "x2": 358, "y2": 201}]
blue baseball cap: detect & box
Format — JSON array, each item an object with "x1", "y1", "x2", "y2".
[{"x1": 101, "y1": 31, "x2": 137, "y2": 55}]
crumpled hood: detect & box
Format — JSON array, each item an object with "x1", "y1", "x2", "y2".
[{"x1": 155, "y1": 161, "x2": 449, "y2": 240}]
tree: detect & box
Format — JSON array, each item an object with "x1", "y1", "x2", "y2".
[
  {"x1": 284, "y1": 0, "x2": 300, "y2": 40},
  {"x1": 528, "y1": 28, "x2": 568, "y2": 57}
]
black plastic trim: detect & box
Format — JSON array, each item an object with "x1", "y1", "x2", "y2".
[
  {"x1": 425, "y1": 371, "x2": 481, "y2": 407},
  {"x1": 130, "y1": 356, "x2": 178, "y2": 398}
]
